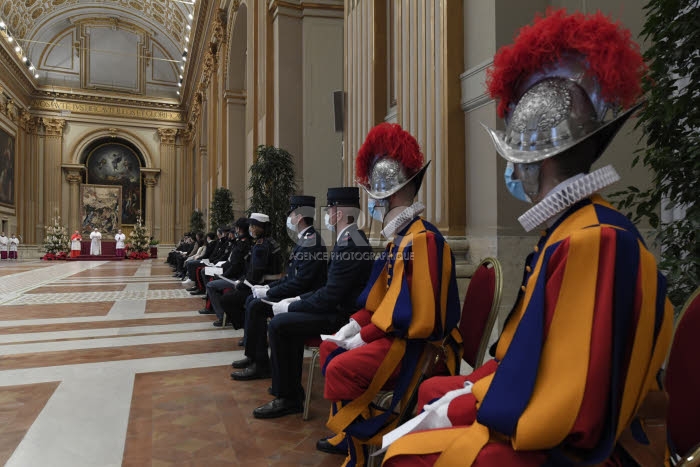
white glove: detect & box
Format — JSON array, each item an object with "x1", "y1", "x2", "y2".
[
  {"x1": 271, "y1": 296, "x2": 300, "y2": 316},
  {"x1": 252, "y1": 284, "x2": 270, "y2": 299},
  {"x1": 336, "y1": 319, "x2": 361, "y2": 339},
  {"x1": 420, "y1": 382, "x2": 474, "y2": 429},
  {"x1": 342, "y1": 332, "x2": 367, "y2": 350},
  {"x1": 321, "y1": 319, "x2": 361, "y2": 346}
]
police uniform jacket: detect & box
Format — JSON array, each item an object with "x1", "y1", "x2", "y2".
[
  {"x1": 243, "y1": 236, "x2": 281, "y2": 285},
  {"x1": 288, "y1": 224, "x2": 373, "y2": 318},
  {"x1": 222, "y1": 236, "x2": 252, "y2": 279},
  {"x1": 267, "y1": 226, "x2": 328, "y2": 300}
]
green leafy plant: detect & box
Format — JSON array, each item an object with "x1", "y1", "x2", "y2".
[
  {"x1": 611, "y1": 1, "x2": 699, "y2": 310},
  {"x1": 149, "y1": 239, "x2": 160, "y2": 246},
  {"x1": 209, "y1": 187, "x2": 235, "y2": 230},
  {"x1": 248, "y1": 145, "x2": 297, "y2": 254},
  {"x1": 189, "y1": 210, "x2": 206, "y2": 233}
]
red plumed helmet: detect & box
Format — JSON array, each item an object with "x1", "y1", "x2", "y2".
[
  {"x1": 355, "y1": 123, "x2": 428, "y2": 199},
  {"x1": 482, "y1": 8, "x2": 647, "y2": 165}
]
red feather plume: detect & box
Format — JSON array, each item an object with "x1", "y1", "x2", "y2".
[
  {"x1": 355, "y1": 123, "x2": 424, "y2": 185},
  {"x1": 486, "y1": 8, "x2": 647, "y2": 119}
]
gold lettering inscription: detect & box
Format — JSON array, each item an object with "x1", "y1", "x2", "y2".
[{"x1": 31, "y1": 100, "x2": 184, "y2": 122}]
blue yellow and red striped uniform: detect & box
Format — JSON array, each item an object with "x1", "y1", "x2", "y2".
[
  {"x1": 383, "y1": 195, "x2": 674, "y2": 466},
  {"x1": 320, "y1": 216, "x2": 461, "y2": 466}
]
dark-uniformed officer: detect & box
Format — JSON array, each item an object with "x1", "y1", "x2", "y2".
[
  {"x1": 214, "y1": 213, "x2": 282, "y2": 328},
  {"x1": 231, "y1": 195, "x2": 328, "y2": 380},
  {"x1": 249, "y1": 187, "x2": 374, "y2": 419},
  {"x1": 201, "y1": 219, "x2": 252, "y2": 316}
]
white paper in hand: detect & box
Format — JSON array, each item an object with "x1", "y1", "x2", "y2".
[
  {"x1": 215, "y1": 261, "x2": 226, "y2": 267},
  {"x1": 372, "y1": 382, "x2": 474, "y2": 457},
  {"x1": 204, "y1": 266, "x2": 223, "y2": 276}
]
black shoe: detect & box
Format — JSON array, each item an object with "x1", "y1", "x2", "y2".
[
  {"x1": 231, "y1": 357, "x2": 252, "y2": 369},
  {"x1": 186, "y1": 286, "x2": 200, "y2": 292},
  {"x1": 213, "y1": 320, "x2": 223, "y2": 327},
  {"x1": 190, "y1": 290, "x2": 205, "y2": 296},
  {"x1": 316, "y1": 437, "x2": 348, "y2": 456},
  {"x1": 253, "y1": 398, "x2": 303, "y2": 419},
  {"x1": 198, "y1": 308, "x2": 215, "y2": 315},
  {"x1": 231, "y1": 364, "x2": 271, "y2": 381},
  {"x1": 201, "y1": 295, "x2": 208, "y2": 300},
  {"x1": 237, "y1": 339, "x2": 245, "y2": 347}
]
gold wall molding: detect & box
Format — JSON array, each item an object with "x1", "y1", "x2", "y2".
[
  {"x1": 157, "y1": 128, "x2": 178, "y2": 144},
  {"x1": 0, "y1": 40, "x2": 34, "y2": 98},
  {"x1": 30, "y1": 99, "x2": 185, "y2": 122}
]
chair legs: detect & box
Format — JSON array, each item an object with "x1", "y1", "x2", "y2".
[{"x1": 303, "y1": 346, "x2": 320, "y2": 420}]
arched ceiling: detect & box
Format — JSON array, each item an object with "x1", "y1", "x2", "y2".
[{"x1": 0, "y1": 0, "x2": 198, "y2": 101}]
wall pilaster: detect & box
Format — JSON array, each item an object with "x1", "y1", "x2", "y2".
[
  {"x1": 157, "y1": 128, "x2": 178, "y2": 243},
  {"x1": 41, "y1": 118, "x2": 66, "y2": 226}
]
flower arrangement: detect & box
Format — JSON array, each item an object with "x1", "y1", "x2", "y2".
[
  {"x1": 42, "y1": 217, "x2": 70, "y2": 259},
  {"x1": 128, "y1": 251, "x2": 151, "y2": 260}
]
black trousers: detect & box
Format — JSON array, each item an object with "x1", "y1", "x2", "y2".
[
  {"x1": 244, "y1": 298, "x2": 274, "y2": 367},
  {"x1": 267, "y1": 311, "x2": 339, "y2": 400},
  {"x1": 219, "y1": 286, "x2": 252, "y2": 329}
]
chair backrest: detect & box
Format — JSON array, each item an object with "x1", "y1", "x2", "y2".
[
  {"x1": 665, "y1": 286, "x2": 700, "y2": 457},
  {"x1": 459, "y1": 257, "x2": 503, "y2": 369}
]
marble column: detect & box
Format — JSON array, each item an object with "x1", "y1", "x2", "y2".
[
  {"x1": 62, "y1": 167, "x2": 84, "y2": 231},
  {"x1": 41, "y1": 118, "x2": 65, "y2": 224},
  {"x1": 142, "y1": 172, "x2": 160, "y2": 238},
  {"x1": 157, "y1": 128, "x2": 177, "y2": 244}
]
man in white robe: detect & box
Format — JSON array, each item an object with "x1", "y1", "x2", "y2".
[
  {"x1": 8, "y1": 234, "x2": 19, "y2": 260},
  {"x1": 114, "y1": 229, "x2": 126, "y2": 258},
  {"x1": 90, "y1": 228, "x2": 102, "y2": 255},
  {"x1": 0, "y1": 232, "x2": 7, "y2": 260}
]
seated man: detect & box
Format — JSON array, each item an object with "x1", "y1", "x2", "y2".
[
  {"x1": 191, "y1": 227, "x2": 235, "y2": 295},
  {"x1": 250, "y1": 187, "x2": 374, "y2": 419},
  {"x1": 383, "y1": 10, "x2": 674, "y2": 466},
  {"x1": 201, "y1": 219, "x2": 252, "y2": 317},
  {"x1": 317, "y1": 123, "x2": 461, "y2": 467},
  {"x1": 210, "y1": 213, "x2": 281, "y2": 328},
  {"x1": 231, "y1": 195, "x2": 328, "y2": 380}
]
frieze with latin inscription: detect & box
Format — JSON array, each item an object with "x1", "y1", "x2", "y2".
[{"x1": 31, "y1": 100, "x2": 185, "y2": 122}]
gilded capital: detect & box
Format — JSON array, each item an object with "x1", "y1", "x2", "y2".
[
  {"x1": 65, "y1": 172, "x2": 83, "y2": 184},
  {"x1": 231, "y1": 0, "x2": 241, "y2": 13},
  {"x1": 143, "y1": 176, "x2": 159, "y2": 187},
  {"x1": 157, "y1": 128, "x2": 178, "y2": 145},
  {"x1": 179, "y1": 125, "x2": 195, "y2": 143},
  {"x1": 43, "y1": 118, "x2": 66, "y2": 136},
  {"x1": 19, "y1": 110, "x2": 39, "y2": 134}
]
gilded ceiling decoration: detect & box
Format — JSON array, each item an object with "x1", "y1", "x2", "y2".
[{"x1": 2, "y1": 0, "x2": 189, "y2": 46}]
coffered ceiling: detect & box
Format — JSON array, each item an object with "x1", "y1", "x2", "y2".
[{"x1": 0, "y1": 0, "x2": 198, "y2": 101}]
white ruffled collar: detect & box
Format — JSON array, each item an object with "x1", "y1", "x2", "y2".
[
  {"x1": 381, "y1": 202, "x2": 426, "y2": 239},
  {"x1": 518, "y1": 165, "x2": 620, "y2": 232}
]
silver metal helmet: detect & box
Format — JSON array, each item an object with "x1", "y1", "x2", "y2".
[
  {"x1": 483, "y1": 54, "x2": 640, "y2": 164},
  {"x1": 361, "y1": 156, "x2": 430, "y2": 200}
]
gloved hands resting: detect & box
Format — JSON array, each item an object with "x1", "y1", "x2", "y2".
[
  {"x1": 321, "y1": 319, "x2": 366, "y2": 349},
  {"x1": 271, "y1": 296, "x2": 301, "y2": 316},
  {"x1": 252, "y1": 284, "x2": 270, "y2": 299}
]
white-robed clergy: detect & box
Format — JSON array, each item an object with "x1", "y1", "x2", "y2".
[
  {"x1": 90, "y1": 228, "x2": 102, "y2": 255},
  {"x1": 0, "y1": 231, "x2": 8, "y2": 260},
  {"x1": 8, "y1": 234, "x2": 19, "y2": 260},
  {"x1": 114, "y1": 229, "x2": 126, "y2": 258}
]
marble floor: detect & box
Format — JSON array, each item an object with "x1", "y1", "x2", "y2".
[{"x1": 0, "y1": 260, "x2": 340, "y2": 466}]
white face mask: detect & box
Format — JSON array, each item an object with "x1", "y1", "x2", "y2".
[
  {"x1": 286, "y1": 215, "x2": 296, "y2": 232},
  {"x1": 324, "y1": 212, "x2": 336, "y2": 232}
]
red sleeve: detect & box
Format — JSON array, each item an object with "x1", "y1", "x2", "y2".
[
  {"x1": 360, "y1": 323, "x2": 387, "y2": 343},
  {"x1": 351, "y1": 308, "x2": 373, "y2": 326}
]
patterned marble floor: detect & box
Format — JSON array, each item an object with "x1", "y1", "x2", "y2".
[{"x1": 0, "y1": 260, "x2": 340, "y2": 467}]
